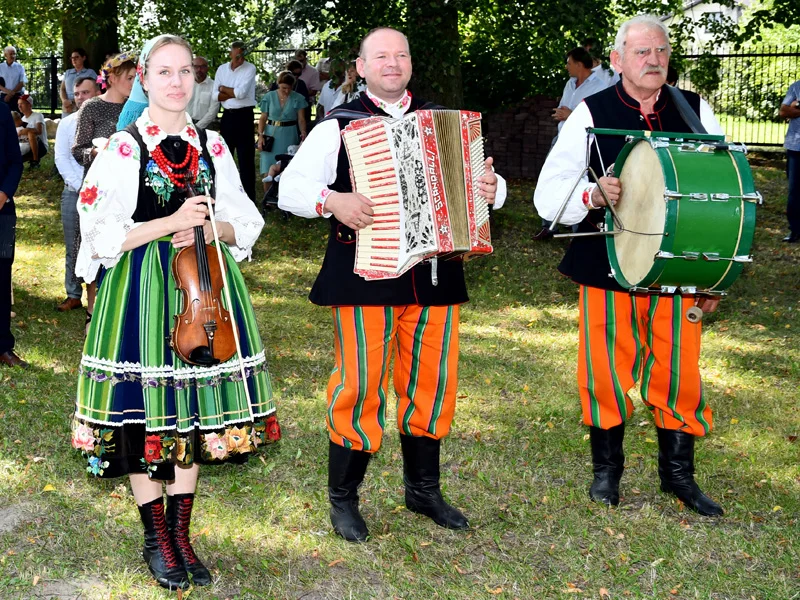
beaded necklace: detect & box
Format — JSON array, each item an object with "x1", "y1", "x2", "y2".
[{"x1": 150, "y1": 143, "x2": 199, "y2": 190}]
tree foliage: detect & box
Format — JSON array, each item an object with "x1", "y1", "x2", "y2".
[{"x1": 2, "y1": 0, "x2": 800, "y2": 111}]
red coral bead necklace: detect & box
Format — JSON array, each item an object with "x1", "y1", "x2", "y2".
[{"x1": 151, "y1": 142, "x2": 199, "y2": 189}]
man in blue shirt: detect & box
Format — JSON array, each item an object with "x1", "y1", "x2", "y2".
[
  {"x1": 0, "y1": 100, "x2": 25, "y2": 367},
  {"x1": 780, "y1": 80, "x2": 800, "y2": 243}
]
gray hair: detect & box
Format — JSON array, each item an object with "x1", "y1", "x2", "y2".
[
  {"x1": 614, "y1": 15, "x2": 671, "y2": 56},
  {"x1": 4, "y1": 46, "x2": 16, "y2": 54}
]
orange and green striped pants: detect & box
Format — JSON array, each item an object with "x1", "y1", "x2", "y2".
[
  {"x1": 577, "y1": 285, "x2": 712, "y2": 436},
  {"x1": 326, "y1": 305, "x2": 459, "y2": 453}
]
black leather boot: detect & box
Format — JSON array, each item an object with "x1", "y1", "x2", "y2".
[
  {"x1": 588, "y1": 424, "x2": 625, "y2": 507},
  {"x1": 328, "y1": 441, "x2": 371, "y2": 542},
  {"x1": 400, "y1": 434, "x2": 469, "y2": 530},
  {"x1": 657, "y1": 428, "x2": 724, "y2": 517},
  {"x1": 166, "y1": 493, "x2": 212, "y2": 586},
  {"x1": 137, "y1": 497, "x2": 189, "y2": 591}
]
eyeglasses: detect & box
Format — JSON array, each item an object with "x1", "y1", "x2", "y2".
[{"x1": 70, "y1": 55, "x2": 82, "y2": 60}]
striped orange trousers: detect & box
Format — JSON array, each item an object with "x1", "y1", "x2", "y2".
[
  {"x1": 577, "y1": 285, "x2": 713, "y2": 436},
  {"x1": 327, "y1": 305, "x2": 460, "y2": 453}
]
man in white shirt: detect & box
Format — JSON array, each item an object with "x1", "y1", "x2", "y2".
[
  {"x1": 279, "y1": 27, "x2": 507, "y2": 543},
  {"x1": 535, "y1": 47, "x2": 607, "y2": 240},
  {"x1": 54, "y1": 76, "x2": 100, "y2": 312},
  {"x1": 534, "y1": 14, "x2": 725, "y2": 518},
  {"x1": 186, "y1": 56, "x2": 219, "y2": 129},
  {"x1": 0, "y1": 46, "x2": 27, "y2": 105},
  {"x1": 553, "y1": 47, "x2": 607, "y2": 133},
  {"x1": 583, "y1": 37, "x2": 620, "y2": 88},
  {"x1": 16, "y1": 94, "x2": 47, "y2": 167},
  {"x1": 213, "y1": 41, "x2": 257, "y2": 200}
]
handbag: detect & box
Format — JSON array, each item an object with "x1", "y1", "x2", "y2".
[{"x1": 262, "y1": 134, "x2": 275, "y2": 152}]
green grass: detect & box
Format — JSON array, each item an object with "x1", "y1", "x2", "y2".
[{"x1": 0, "y1": 156, "x2": 798, "y2": 599}]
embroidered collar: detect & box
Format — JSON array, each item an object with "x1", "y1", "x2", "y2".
[
  {"x1": 134, "y1": 108, "x2": 202, "y2": 154},
  {"x1": 365, "y1": 89, "x2": 411, "y2": 115}
]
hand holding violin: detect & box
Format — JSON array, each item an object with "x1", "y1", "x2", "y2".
[{"x1": 171, "y1": 195, "x2": 214, "y2": 248}]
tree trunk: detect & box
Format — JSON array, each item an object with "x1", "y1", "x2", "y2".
[
  {"x1": 61, "y1": 0, "x2": 120, "y2": 72},
  {"x1": 405, "y1": 0, "x2": 463, "y2": 108}
]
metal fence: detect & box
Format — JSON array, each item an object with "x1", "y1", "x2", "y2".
[
  {"x1": 675, "y1": 45, "x2": 799, "y2": 147},
  {"x1": 12, "y1": 56, "x2": 62, "y2": 117}
]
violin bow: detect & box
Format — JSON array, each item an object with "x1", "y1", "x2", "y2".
[{"x1": 202, "y1": 184, "x2": 255, "y2": 417}]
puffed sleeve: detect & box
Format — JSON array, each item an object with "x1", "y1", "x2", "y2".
[
  {"x1": 205, "y1": 130, "x2": 264, "y2": 261},
  {"x1": 292, "y1": 91, "x2": 308, "y2": 110},
  {"x1": 75, "y1": 131, "x2": 141, "y2": 283}
]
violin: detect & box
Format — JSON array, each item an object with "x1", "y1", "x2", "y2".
[{"x1": 171, "y1": 183, "x2": 237, "y2": 366}]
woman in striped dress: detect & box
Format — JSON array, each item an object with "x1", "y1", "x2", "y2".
[{"x1": 70, "y1": 35, "x2": 279, "y2": 591}]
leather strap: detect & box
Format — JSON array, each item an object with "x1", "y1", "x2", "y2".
[{"x1": 666, "y1": 86, "x2": 707, "y2": 134}]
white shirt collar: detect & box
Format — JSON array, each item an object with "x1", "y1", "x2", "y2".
[{"x1": 366, "y1": 89, "x2": 411, "y2": 119}]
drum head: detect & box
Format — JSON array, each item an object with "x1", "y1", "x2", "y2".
[{"x1": 612, "y1": 141, "x2": 666, "y2": 287}]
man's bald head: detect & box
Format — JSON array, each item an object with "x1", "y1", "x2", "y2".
[{"x1": 358, "y1": 27, "x2": 410, "y2": 59}]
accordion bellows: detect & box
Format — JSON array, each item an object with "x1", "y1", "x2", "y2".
[{"x1": 342, "y1": 110, "x2": 493, "y2": 281}]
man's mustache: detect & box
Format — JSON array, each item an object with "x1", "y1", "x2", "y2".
[{"x1": 640, "y1": 65, "x2": 667, "y2": 77}]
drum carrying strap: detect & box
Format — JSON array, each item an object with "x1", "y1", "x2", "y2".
[{"x1": 666, "y1": 86, "x2": 707, "y2": 135}]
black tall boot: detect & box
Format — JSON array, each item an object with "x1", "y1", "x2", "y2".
[
  {"x1": 657, "y1": 428, "x2": 724, "y2": 517},
  {"x1": 166, "y1": 493, "x2": 212, "y2": 586},
  {"x1": 137, "y1": 497, "x2": 189, "y2": 591},
  {"x1": 588, "y1": 424, "x2": 625, "y2": 507},
  {"x1": 328, "y1": 441, "x2": 371, "y2": 542},
  {"x1": 399, "y1": 434, "x2": 469, "y2": 530}
]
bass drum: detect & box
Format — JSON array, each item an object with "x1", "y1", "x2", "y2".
[{"x1": 605, "y1": 136, "x2": 758, "y2": 294}]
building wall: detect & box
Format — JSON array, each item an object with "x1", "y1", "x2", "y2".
[{"x1": 483, "y1": 96, "x2": 559, "y2": 181}]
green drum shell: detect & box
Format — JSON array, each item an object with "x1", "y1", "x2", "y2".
[{"x1": 605, "y1": 139, "x2": 757, "y2": 293}]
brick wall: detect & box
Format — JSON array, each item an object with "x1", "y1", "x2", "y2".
[{"x1": 482, "y1": 96, "x2": 559, "y2": 181}]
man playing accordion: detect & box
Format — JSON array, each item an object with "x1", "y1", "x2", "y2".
[{"x1": 280, "y1": 26, "x2": 506, "y2": 541}]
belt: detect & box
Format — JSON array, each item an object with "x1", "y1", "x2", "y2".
[
  {"x1": 223, "y1": 105, "x2": 254, "y2": 112},
  {"x1": 268, "y1": 120, "x2": 298, "y2": 127}
]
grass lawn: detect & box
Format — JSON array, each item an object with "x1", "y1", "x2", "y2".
[{"x1": 0, "y1": 156, "x2": 798, "y2": 599}]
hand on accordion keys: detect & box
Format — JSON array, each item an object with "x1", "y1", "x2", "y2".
[
  {"x1": 479, "y1": 157, "x2": 498, "y2": 204},
  {"x1": 325, "y1": 191, "x2": 376, "y2": 230}
]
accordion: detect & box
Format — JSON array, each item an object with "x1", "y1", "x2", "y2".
[{"x1": 341, "y1": 109, "x2": 492, "y2": 281}]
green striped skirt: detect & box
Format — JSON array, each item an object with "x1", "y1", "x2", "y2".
[{"x1": 71, "y1": 238, "x2": 279, "y2": 479}]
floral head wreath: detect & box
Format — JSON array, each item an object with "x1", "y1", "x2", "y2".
[{"x1": 96, "y1": 51, "x2": 137, "y2": 90}]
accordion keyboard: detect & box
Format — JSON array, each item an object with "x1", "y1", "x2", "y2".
[{"x1": 343, "y1": 121, "x2": 404, "y2": 273}]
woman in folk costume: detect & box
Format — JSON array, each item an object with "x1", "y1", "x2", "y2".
[{"x1": 70, "y1": 34, "x2": 280, "y2": 591}]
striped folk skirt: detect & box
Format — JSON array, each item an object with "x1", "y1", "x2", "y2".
[{"x1": 71, "y1": 239, "x2": 279, "y2": 479}]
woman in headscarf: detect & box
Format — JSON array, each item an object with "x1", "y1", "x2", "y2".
[{"x1": 71, "y1": 34, "x2": 280, "y2": 591}]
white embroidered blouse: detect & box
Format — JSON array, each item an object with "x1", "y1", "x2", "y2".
[{"x1": 75, "y1": 108, "x2": 264, "y2": 283}]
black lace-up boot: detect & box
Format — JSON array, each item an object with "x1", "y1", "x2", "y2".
[
  {"x1": 166, "y1": 493, "x2": 212, "y2": 586},
  {"x1": 137, "y1": 497, "x2": 189, "y2": 590}
]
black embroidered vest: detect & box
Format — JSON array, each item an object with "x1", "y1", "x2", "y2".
[{"x1": 308, "y1": 95, "x2": 472, "y2": 307}]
